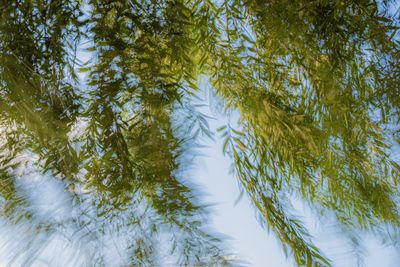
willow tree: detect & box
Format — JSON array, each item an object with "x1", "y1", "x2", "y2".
[{"x1": 0, "y1": 0, "x2": 399, "y2": 266}]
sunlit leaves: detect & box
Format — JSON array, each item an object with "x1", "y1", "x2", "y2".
[{"x1": 0, "y1": 0, "x2": 400, "y2": 266}]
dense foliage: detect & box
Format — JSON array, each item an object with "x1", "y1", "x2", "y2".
[{"x1": 0, "y1": 0, "x2": 399, "y2": 266}]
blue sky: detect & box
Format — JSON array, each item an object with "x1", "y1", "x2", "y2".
[
  {"x1": 189, "y1": 89, "x2": 400, "y2": 267},
  {"x1": 194, "y1": 133, "x2": 400, "y2": 267},
  {"x1": 0, "y1": 123, "x2": 398, "y2": 266},
  {"x1": 0, "y1": 84, "x2": 399, "y2": 267},
  {"x1": 1, "y1": 26, "x2": 400, "y2": 266}
]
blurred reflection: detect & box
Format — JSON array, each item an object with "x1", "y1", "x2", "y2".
[
  {"x1": 1, "y1": 0, "x2": 400, "y2": 266},
  {"x1": 0, "y1": 1, "x2": 235, "y2": 266}
]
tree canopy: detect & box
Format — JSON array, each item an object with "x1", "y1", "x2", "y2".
[{"x1": 0, "y1": 0, "x2": 399, "y2": 266}]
